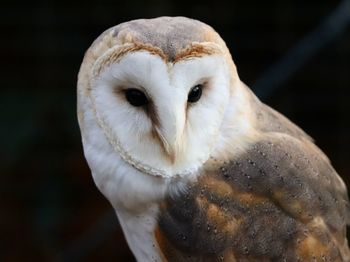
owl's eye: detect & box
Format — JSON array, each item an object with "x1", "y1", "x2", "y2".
[
  {"x1": 125, "y1": 89, "x2": 148, "y2": 107},
  {"x1": 188, "y1": 84, "x2": 203, "y2": 103}
]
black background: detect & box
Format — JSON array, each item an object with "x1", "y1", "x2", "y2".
[{"x1": 1, "y1": 0, "x2": 349, "y2": 261}]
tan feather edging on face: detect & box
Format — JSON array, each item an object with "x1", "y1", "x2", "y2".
[{"x1": 92, "y1": 41, "x2": 223, "y2": 78}]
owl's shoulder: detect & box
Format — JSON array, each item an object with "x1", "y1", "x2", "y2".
[
  {"x1": 155, "y1": 134, "x2": 350, "y2": 261},
  {"x1": 247, "y1": 89, "x2": 313, "y2": 143}
]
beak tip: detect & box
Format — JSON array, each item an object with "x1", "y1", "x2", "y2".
[{"x1": 154, "y1": 127, "x2": 179, "y2": 165}]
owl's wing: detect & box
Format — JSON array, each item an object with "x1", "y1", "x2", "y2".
[{"x1": 155, "y1": 134, "x2": 350, "y2": 261}]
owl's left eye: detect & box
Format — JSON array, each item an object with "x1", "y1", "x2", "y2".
[
  {"x1": 125, "y1": 89, "x2": 149, "y2": 107},
  {"x1": 188, "y1": 84, "x2": 203, "y2": 103}
]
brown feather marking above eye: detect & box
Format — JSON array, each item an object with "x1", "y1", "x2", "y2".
[
  {"x1": 174, "y1": 43, "x2": 220, "y2": 63},
  {"x1": 94, "y1": 41, "x2": 221, "y2": 78},
  {"x1": 94, "y1": 43, "x2": 166, "y2": 77}
]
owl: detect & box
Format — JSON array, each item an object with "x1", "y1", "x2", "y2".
[{"x1": 77, "y1": 17, "x2": 350, "y2": 261}]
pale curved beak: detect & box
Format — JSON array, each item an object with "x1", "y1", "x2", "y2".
[
  {"x1": 154, "y1": 126, "x2": 176, "y2": 163},
  {"x1": 154, "y1": 104, "x2": 185, "y2": 164}
]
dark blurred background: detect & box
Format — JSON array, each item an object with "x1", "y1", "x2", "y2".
[{"x1": 1, "y1": 0, "x2": 349, "y2": 261}]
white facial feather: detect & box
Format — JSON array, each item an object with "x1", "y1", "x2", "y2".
[
  {"x1": 89, "y1": 51, "x2": 232, "y2": 178},
  {"x1": 211, "y1": 82, "x2": 260, "y2": 162}
]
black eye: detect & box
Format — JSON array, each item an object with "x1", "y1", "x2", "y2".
[
  {"x1": 188, "y1": 84, "x2": 203, "y2": 103},
  {"x1": 125, "y1": 88, "x2": 148, "y2": 107}
]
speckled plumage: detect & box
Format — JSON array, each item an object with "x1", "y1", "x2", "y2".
[
  {"x1": 77, "y1": 17, "x2": 350, "y2": 261},
  {"x1": 157, "y1": 135, "x2": 349, "y2": 261}
]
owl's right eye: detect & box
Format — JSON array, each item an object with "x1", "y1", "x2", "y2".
[{"x1": 124, "y1": 89, "x2": 149, "y2": 107}]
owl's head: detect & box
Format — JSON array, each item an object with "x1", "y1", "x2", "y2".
[{"x1": 78, "y1": 17, "x2": 244, "y2": 178}]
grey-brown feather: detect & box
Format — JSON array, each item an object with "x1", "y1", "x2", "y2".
[
  {"x1": 244, "y1": 86, "x2": 314, "y2": 143},
  {"x1": 157, "y1": 103, "x2": 350, "y2": 261}
]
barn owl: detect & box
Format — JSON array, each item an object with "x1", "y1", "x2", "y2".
[{"x1": 77, "y1": 17, "x2": 350, "y2": 261}]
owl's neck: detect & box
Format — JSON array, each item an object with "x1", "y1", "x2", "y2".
[
  {"x1": 86, "y1": 140, "x2": 170, "y2": 259},
  {"x1": 210, "y1": 81, "x2": 260, "y2": 162},
  {"x1": 115, "y1": 203, "x2": 164, "y2": 261}
]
